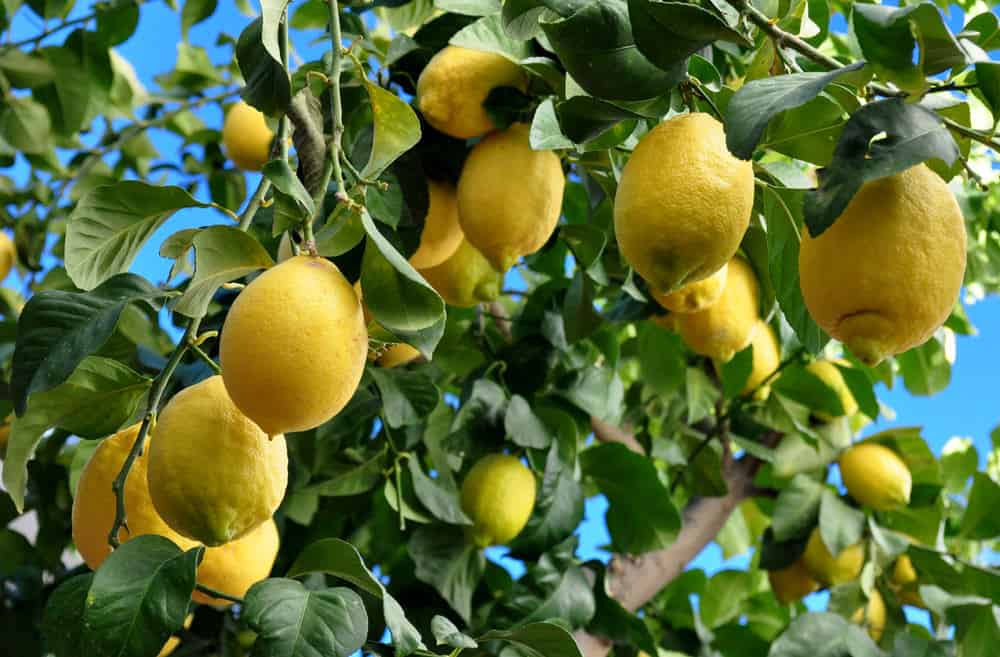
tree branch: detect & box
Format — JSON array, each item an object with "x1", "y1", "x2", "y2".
[{"x1": 590, "y1": 416, "x2": 644, "y2": 455}]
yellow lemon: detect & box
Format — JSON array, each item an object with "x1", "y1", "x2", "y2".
[
  {"x1": 410, "y1": 179, "x2": 464, "y2": 269},
  {"x1": 419, "y1": 238, "x2": 502, "y2": 308},
  {"x1": 839, "y1": 442, "x2": 912, "y2": 511},
  {"x1": 851, "y1": 588, "x2": 886, "y2": 642},
  {"x1": 460, "y1": 454, "x2": 536, "y2": 547},
  {"x1": 147, "y1": 376, "x2": 288, "y2": 546},
  {"x1": 220, "y1": 255, "x2": 368, "y2": 434},
  {"x1": 417, "y1": 46, "x2": 527, "y2": 139},
  {"x1": 222, "y1": 101, "x2": 273, "y2": 171},
  {"x1": 0, "y1": 232, "x2": 15, "y2": 282},
  {"x1": 768, "y1": 559, "x2": 819, "y2": 604},
  {"x1": 157, "y1": 614, "x2": 194, "y2": 657},
  {"x1": 377, "y1": 343, "x2": 422, "y2": 368},
  {"x1": 653, "y1": 263, "x2": 728, "y2": 314},
  {"x1": 676, "y1": 257, "x2": 760, "y2": 362},
  {"x1": 457, "y1": 123, "x2": 565, "y2": 271},
  {"x1": 802, "y1": 528, "x2": 864, "y2": 586},
  {"x1": 614, "y1": 113, "x2": 754, "y2": 294},
  {"x1": 893, "y1": 554, "x2": 918, "y2": 586},
  {"x1": 191, "y1": 519, "x2": 279, "y2": 606},
  {"x1": 799, "y1": 165, "x2": 966, "y2": 366},
  {"x1": 740, "y1": 320, "x2": 781, "y2": 398},
  {"x1": 806, "y1": 360, "x2": 858, "y2": 421}
]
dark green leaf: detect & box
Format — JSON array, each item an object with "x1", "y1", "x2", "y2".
[
  {"x1": 510, "y1": 444, "x2": 584, "y2": 556},
  {"x1": 370, "y1": 367, "x2": 441, "y2": 428},
  {"x1": 43, "y1": 573, "x2": 93, "y2": 657},
  {"x1": 407, "y1": 458, "x2": 472, "y2": 526},
  {"x1": 629, "y1": 0, "x2": 745, "y2": 72},
  {"x1": 181, "y1": 0, "x2": 218, "y2": 38},
  {"x1": 431, "y1": 615, "x2": 477, "y2": 649},
  {"x1": 773, "y1": 364, "x2": 845, "y2": 418},
  {"x1": 585, "y1": 565, "x2": 657, "y2": 654},
  {"x1": 237, "y1": 16, "x2": 292, "y2": 116},
  {"x1": 772, "y1": 474, "x2": 823, "y2": 542},
  {"x1": 409, "y1": 525, "x2": 485, "y2": 622},
  {"x1": 720, "y1": 344, "x2": 754, "y2": 399},
  {"x1": 836, "y1": 363, "x2": 879, "y2": 420},
  {"x1": 478, "y1": 622, "x2": 583, "y2": 657},
  {"x1": 637, "y1": 322, "x2": 686, "y2": 396},
  {"x1": 819, "y1": 490, "x2": 865, "y2": 557}
]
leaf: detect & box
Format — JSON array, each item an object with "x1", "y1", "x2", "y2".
[
  {"x1": 450, "y1": 13, "x2": 533, "y2": 61},
  {"x1": 960, "y1": 473, "x2": 1000, "y2": 540},
  {"x1": 263, "y1": 159, "x2": 316, "y2": 226},
  {"x1": 43, "y1": 573, "x2": 93, "y2": 657},
  {"x1": 287, "y1": 538, "x2": 424, "y2": 656},
  {"x1": 836, "y1": 363, "x2": 879, "y2": 420},
  {"x1": 478, "y1": 622, "x2": 583, "y2": 657},
  {"x1": 725, "y1": 63, "x2": 865, "y2": 160},
  {"x1": 585, "y1": 565, "x2": 657, "y2": 654},
  {"x1": 370, "y1": 367, "x2": 441, "y2": 428},
  {"x1": 819, "y1": 489, "x2": 866, "y2": 557},
  {"x1": 719, "y1": 344, "x2": 754, "y2": 399},
  {"x1": 11, "y1": 273, "x2": 162, "y2": 414},
  {"x1": 940, "y1": 437, "x2": 978, "y2": 494},
  {"x1": 897, "y1": 337, "x2": 951, "y2": 396},
  {"x1": 66, "y1": 182, "x2": 211, "y2": 290},
  {"x1": 804, "y1": 99, "x2": 960, "y2": 237},
  {"x1": 686, "y1": 367, "x2": 719, "y2": 424},
  {"x1": 629, "y1": 0, "x2": 746, "y2": 72},
  {"x1": 0, "y1": 96, "x2": 51, "y2": 153},
  {"x1": 772, "y1": 474, "x2": 823, "y2": 542},
  {"x1": 181, "y1": 0, "x2": 218, "y2": 38},
  {"x1": 436, "y1": 0, "x2": 500, "y2": 16},
  {"x1": 0, "y1": 50, "x2": 56, "y2": 88},
  {"x1": 305, "y1": 449, "x2": 389, "y2": 497},
  {"x1": 361, "y1": 81, "x2": 422, "y2": 179},
  {"x1": 768, "y1": 612, "x2": 852, "y2": 657},
  {"x1": 409, "y1": 525, "x2": 485, "y2": 622},
  {"x1": 243, "y1": 579, "x2": 368, "y2": 657},
  {"x1": 557, "y1": 366, "x2": 624, "y2": 423},
  {"x1": 406, "y1": 458, "x2": 472, "y2": 525},
  {"x1": 510, "y1": 444, "x2": 584, "y2": 556},
  {"x1": 772, "y1": 364, "x2": 846, "y2": 418},
  {"x1": 82, "y1": 536, "x2": 200, "y2": 657},
  {"x1": 431, "y1": 615, "x2": 478, "y2": 649},
  {"x1": 580, "y1": 443, "x2": 680, "y2": 553},
  {"x1": 700, "y1": 570, "x2": 753, "y2": 629},
  {"x1": 236, "y1": 16, "x2": 292, "y2": 116},
  {"x1": 637, "y1": 323, "x2": 686, "y2": 396},
  {"x1": 504, "y1": 395, "x2": 551, "y2": 449}
]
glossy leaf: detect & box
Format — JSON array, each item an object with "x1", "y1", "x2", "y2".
[{"x1": 174, "y1": 226, "x2": 274, "y2": 318}]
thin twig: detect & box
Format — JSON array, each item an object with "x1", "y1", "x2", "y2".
[
  {"x1": 3, "y1": 11, "x2": 97, "y2": 50},
  {"x1": 187, "y1": 339, "x2": 221, "y2": 374},
  {"x1": 195, "y1": 583, "x2": 244, "y2": 605},
  {"x1": 328, "y1": 0, "x2": 347, "y2": 202},
  {"x1": 237, "y1": 177, "x2": 272, "y2": 231}
]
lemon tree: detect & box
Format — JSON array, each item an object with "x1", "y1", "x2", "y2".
[{"x1": 1, "y1": 2, "x2": 1000, "y2": 657}]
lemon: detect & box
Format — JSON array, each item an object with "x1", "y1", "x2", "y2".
[
  {"x1": 220, "y1": 255, "x2": 368, "y2": 434},
  {"x1": 157, "y1": 614, "x2": 193, "y2": 657},
  {"x1": 410, "y1": 179, "x2": 464, "y2": 269},
  {"x1": 851, "y1": 588, "x2": 886, "y2": 642},
  {"x1": 147, "y1": 376, "x2": 288, "y2": 546},
  {"x1": 417, "y1": 46, "x2": 527, "y2": 139},
  {"x1": 893, "y1": 554, "x2": 917, "y2": 586},
  {"x1": 419, "y1": 238, "x2": 502, "y2": 308},
  {"x1": 799, "y1": 165, "x2": 966, "y2": 366},
  {"x1": 0, "y1": 232, "x2": 15, "y2": 282},
  {"x1": 222, "y1": 101, "x2": 273, "y2": 171},
  {"x1": 768, "y1": 559, "x2": 819, "y2": 604},
  {"x1": 802, "y1": 528, "x2": 864, "y2": 586},
  {"x1": 460, "y1": 454, "x2": 536, "y2": 547},
  {"x1": 839, "y1": 442, "x2": 911, "y2": 511},
  {"x1": 806, "y1": 360, "x2": 858, "y2": 421},
  {"x1": 653, "y1": 263, "x2": 727, "y2": 314},
  {"x1": 457, "y1": 123, "x2": 565, "y2": 271},
  {"x1": 192, "y1": 519, "x2": 279, "y2": 606},
  {"x1": 614, "y1": 113, "x2": 754, "y2": 295},
  {"x1": 377, "y1": 343, "x2": 422, "y2": 368},
  {"x1": 740, "y1": 320, "x2": 781, "y2": 398},
  {"x1": 676, "y1": 257, "x2": 760, "y2": 362}
]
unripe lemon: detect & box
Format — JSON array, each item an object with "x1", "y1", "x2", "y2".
[
  {"x1": 220, "y1": 255, "x2": 368, "y2": 434},
  {"x1": 768, "y1": 559, "x2": 819, "y2": 604},
  {"x1": 192, "y1": 519, "x2": 279, "y2": 606},
  {"x1": 799, "y1": 165, "x2": 965, "y2": 366},
  {"x1": 377, "y1": 343, "x2": 422, "y2": 368},
  {"x1": 417, "y1": 46, "x2": 527, "y2": 139},
  {"x1": 802, "y1": 528, "x2": 864, "y2": 586},
  {"x1": 676, "y1": 257, "x2": 760, "y2": 362},
  {"x1": 222, "y1": 101, "x2": 274, "y2": 171},
  {"x1": 653, "y1": 263, "x2": 727, "y2": 314},
  {"x1": 614, "y1": 113, "x2": 753, "y2": 295},
  {"x1": 0, "y1": 232, "x2": 15, "y2": 282},
  {"x1": 839, "y1": 443, "x2": 911, "y2": 511},
  {"x1": 419, "y1": 238, "x2": 502, "y2": 308},
  {"x1": 806, "y1": 360, "x2": 858, "y2": 420},
  {"x1": 457, "y1": 123, "x2": 565, "y2": 271},
  {"x1": 460, "y1": 454, "x2": 536, "y2": 547},
  {"x1": 851, "y1": 588, "x2": 886, "y2": 642},
  {"x1": 410, "y1": 179, "x2": 464, "y2": 269},
  {"x1": 740, "y1": 320, "x2": 781, "y2": 398},
  {"x1": 148, "y1": 376, "x2": 288, "y2": 546}
]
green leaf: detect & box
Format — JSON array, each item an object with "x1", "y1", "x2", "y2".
[
  {"x1": 263, "y1": 159, "x2": 316, "y2": 228},
  {"x1": 719, "y1": 344, "x2": 754, "y2": 399},
  {"x1": 0, "y1": 50, "x2": 55, "y2": 88},
  {"x1": 0, "y1": 96, "x2": 51, "y2": 154},
  {"x1": 11, "y1": 273, "x2": 161, "y2": 414},
  {"x1": 3, "y1": 357, "x2": 152, "y2": 511},
  {"x1": 819, "y1": 489, "x2": 865, "y2": 557},
  {"x1": 637, "y1": 322, "x2": 686, "y2": 396},
  {"x1": 580, "y1": 443, "x2": 680, "y2": 553},
  {"x1": 35, "y1": 32, "x2": 113, "y2": 136},
  {"x1": 478, "y1": 622, "x2": 583, "y2": 657},
  {"x1": 370, "y1": 367, "x2": 441, "y2": 428},
  {"x1": 431, "y1": 615, "x2": 477, "y2": 649},
  {"x1": 361, "y1": 80, "x2": 422, "y2": 179},
  {"x1": 960, "y1": 473, "x2": 1000, "y2": 540},
  {"x1": 897, "y1": 337, "x2": 951, "y2": 397},
  {"x1": 768, "y1": 612, "x2": 853, "y2": 657},
  {"x1": 725, "y1": 64, "x2": 864, "y2": 160},
  {"x1": 557, "y1": 365, "x2": 624, "y2": 423},
  {"x1": 95, "y1": 1, "x2": 139, "y2": 45},
  {"x1": 772, "y1": 364, "x2": 845, "y2": 418},
  {"x1": 700, "y1": 569, "x2": 753, "y2": 629},
  {"x1": 686, "y1": 367, "x2": 719, "y2": 424},
  {"x1": 287, "y1": 538, "x2": 425, "y2": 656},
  {"x1": 511, "y1": 444, "x2": 584, "y2": 556},
  {"x1": 435, "y1": 0, "x2": 500, "y2": 15},
  {"x1": 305, "y1": 449, "x2": 389, "y2": 497},
  {"x1": 940, "y1": 437, "x2": 978, "y2": 494},
  {"x1": 406, "y1": 458, "x2": 472, "y2": 525},
  {"x1": 504, "y1": 395, "x2": 552, "y2": 449},
  {"x1": 409, "y1": 525, "x2": 485, "y2": 622},
  {"x1": 43, "y1": 573, "x2": 92, "y2": 657},
  {"x1": 521, "y1": 563, "x2": 595, "y2": 626},
  {"x1": 236, "y1": 16, "x2": 292, "y2": 116},
  {"x1": 804, "y1": 99, "x2": 960, "y2": 238},
  {"x1": 629, "y1": 0, "x2": 746, "y2": 73},
  {"x1": 173, "y1": 226, "x2": 274, "y2": 318},
  {"x1": 243, "y1": 579, "x2": 368, "y2": 657},
  {"x1": 82, "y1": 536, "x2": 201, "y2": 657},
  {"x1": 181, "y1": 0, "x2": 217, "y2": 38},
  {"x1": 585, "y1": 565, "x2": 657, "y2": 654},
  {"x1": 450, "y1": 13, "x2": 532, "y2": 61},
  {"x1": 772, "y1": 474, "x2": 823, "y2": 542},
  {"x1": 836, "y1": 363, "x2": 879, "y2": 420},
  {"x1": 66, "y1": 182, "x2": 211, "y2": 290}
]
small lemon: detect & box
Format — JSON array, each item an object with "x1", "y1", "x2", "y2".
[
  {"x1": 222, "y1": 101, "x2": 273, "y2": 171},
  {"x1": 457, "y1": 123, "x2": 565, "y2": 271},
  {"x1": 851, "y1": 588, "x2": 886, "y2": 642},
  {"x1": 157, "y1": 614, "x2": 194, "y2": 657},
  {"x1": 377, "y1": 343, "x2": 422, "y2": 368},
  {"x1": 799, "y1": 165, "x2": 966, "y2": 366},
  {"x1": 893, "y1": 554, "x2": 917, "y2": 586},
  {"x1": 768, "y1": 559, "x2": 819, "y2": 604},
  {"x1": 419, "y1": 238, "x2": 502, "y2": 308},
  {"x1": 740, "y1": 320, "x2": 781, "y2": 398},
  {"x1": 192, "y1": 519, "x2": 279, "y2": 606},
  {"x1": 410, "y1": 179, "x2": 464, "y2": 269},
  {"x1": 147, "y1": 376, "x2": 288, "y2": 546},
  {"x1": 460, "y1": 454, "x2": 536, "y2": 547},
  {"x1": 676, "y1": 257, "x2": 760, "y2": 362},
  {"x1": 0, "y1": 232, "x2": 15, "y2": 282},
  {"x1": 614, "y1": 113, "x2": 754, "y2": 294},
  {"x1": 839, "y1": 442, "x2": 912, "y2": 511},
  {"x1": 802, "y1": 528, "x2": 864, "y2": 586},
  {"x1": 417, "y1": 46, "x2": 527, "y2": 139},
  {"x1": 806, "y1": 360, "x2": 858, "y2": 421},
  {"x1": 653, "y1": 263, "x2": 727, "y2": 314},
  {"x1": 220, "y1": 255, "x2": 368, "y2": 434}
]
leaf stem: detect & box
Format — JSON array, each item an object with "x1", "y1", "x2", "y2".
[
  {"x1": 195, "y1": 583, "x2": 244, "y2": 605},
  {"x1": 328, "y1": 0, "x2": 347, "y2": 202},
  {"x1": 186, "y1": 339, "x2": 221, "y2": 374},
  {"x1": 237, "y1": 177, "x2": 272, "y2": 231}
]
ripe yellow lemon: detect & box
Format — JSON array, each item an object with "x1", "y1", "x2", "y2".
[
  {"x1": 417, "y1": 46, "x2": 527, "y2": 139},
  {"x1": 851, "y1": 588, "x2": 886, "y2": 642},
  {"x1": 410, "y1": 179, "x2": 464, "y2": 269},
  {"x1": 147, "y1": 376, "x2": 288, "y2": 546},
  {"x1": 802, "y1": 528, "x2": 864, "y2": 586},
  {"x1": 0, "y1": 232, "x2": 15, "y2": 282},
  {"x1": 192, "y1": 519, "x2": 279, "y2": 606},
  {"x1": 676, "y1": 257, "x2": 760, "y2": 362},
  {"x1": 768, "y1": 559, "x2": 819, "y2": 604},
  {"x1": 377, "y1": 343, "x2": 422, "y2": 368},
  {"x1": 460, "y1": 454, "x2": 536, "y2": 547},
  {"x1": 419, "y1": 238, "x2": 502, "y2": 308},
  {"x1": 653, "y1": 263, "x2": 728, "y2": 314},
  {"x1": 457, "y1": 123, "x2": 565, "y2": 271},
  {"x1": 157, "y1": 614, "x2": 193, "y2": 657},
  {"x1": 893, "y1": 554, "x2": 917, "y2": 586},
  {"x1": 614, "y1": 113, "x2": 753, "y2": 295},
  {"x1": 220, "y1": 255, "x2": 368, "y2": 434},
  {"x1": 839, "y1": 442, "x2": 911, "y2": 511},
  {"x1": 222, "y1": 101, "x2": 273, "y2": 171},
  {"x1": 740, "y1": 320, "x2": 780, "y2": 398},
  {"x1": 799, "y1": 165, "x2": 966, "y2": 366},
  {"x1": 806, "y1": 360, "x2": 858, "y2": 420}
]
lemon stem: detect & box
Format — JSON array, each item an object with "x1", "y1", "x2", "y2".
[{"x1": 187, "y1": 338, "x2": 221, "y2": 374}]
